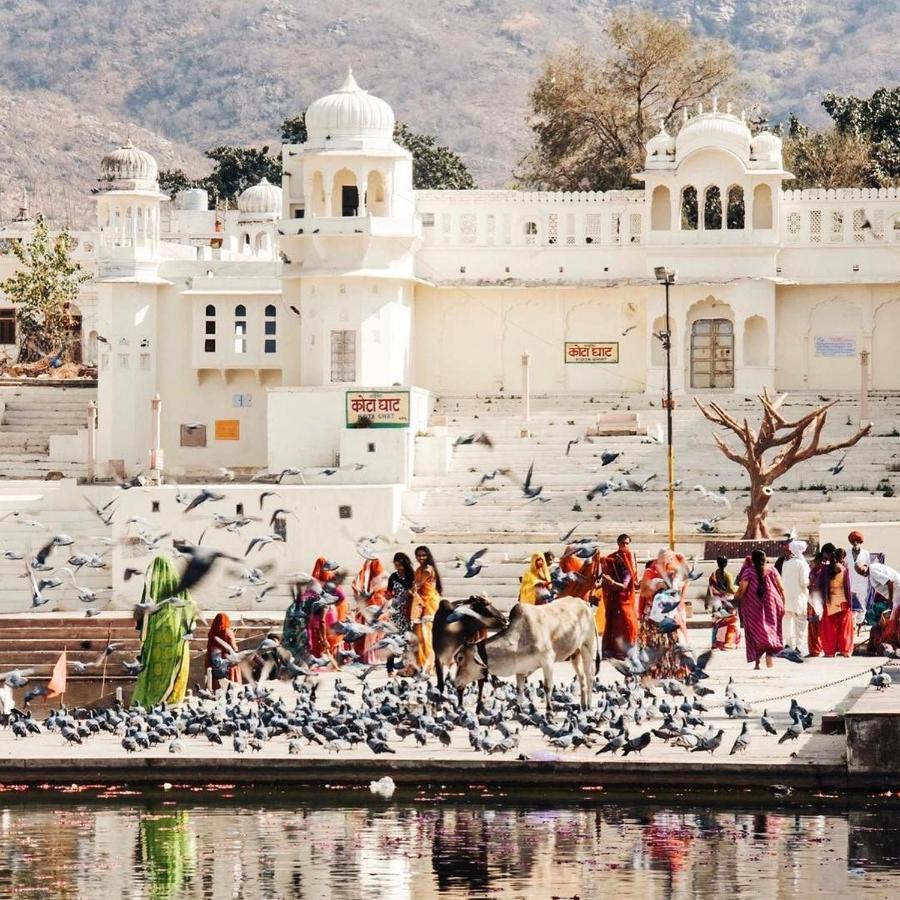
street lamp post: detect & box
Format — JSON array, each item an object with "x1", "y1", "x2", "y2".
[{"x1": 654, "y1": 266, "x2": 678, "y2": 550}]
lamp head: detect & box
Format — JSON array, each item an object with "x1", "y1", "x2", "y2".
[{"x1": 654, "y1": 266, "x2": 677, "y2": 284}]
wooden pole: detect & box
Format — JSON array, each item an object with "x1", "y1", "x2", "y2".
[{"x1": 99, "y1": 623, "x2": 111, "y2": 702}]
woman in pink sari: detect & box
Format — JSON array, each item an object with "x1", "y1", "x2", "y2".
[{"x1": 735, "y1": 550, "x2": 785, "y2": 669}]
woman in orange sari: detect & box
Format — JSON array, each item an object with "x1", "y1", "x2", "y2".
[
  {"x1": 306, "y1": 557, "x2": 347, "y2": 665},
  {"x1": 352, "y1": 550, "x2": 389, "y2": 663},
  {"x1": 558, "y1": 547, "x2": 606, "y2": 637},
  {"x1": 204, "y1": 612, "x2": 243, "y2": 690},
  {"x1": 410, "y1": 545, "x2": 442, "y2": 673},
  {"x1": 601, "y1": 533, "x2": 639, "y2": 660}
]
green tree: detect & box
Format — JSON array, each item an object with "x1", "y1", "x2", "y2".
[
  {"x1": 823, "y1": 87, "x2": 900, "y2": 184},
  {"x1": 158, "y1": 168, "x2": 195, "y2": 199},
  {"x1": 200, "y1": 146, "x2": 282, "y2": 204},
  {"x1": 519, "y1": 11, "x2": 734, "y2": 191},
  {"x1": 281, "y1": 113, "x2": 475, "y2": 189},
  {"x1": 0, "y1": 216, "x2": 89, "y2": 363}
]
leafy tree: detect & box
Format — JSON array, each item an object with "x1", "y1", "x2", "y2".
[
  {"x1": 200, "y1": 146, "x2": 282, "y2": 204},
  {"x1": 823, "y1": 87, "x2": 900, "y2": 184},
  {"x1": 781, "y1": 89, "x2": 900, "y2": 189},
  {"x1": 281, "y1": 113, "x2": 475, "y2": 189},
  {"x1": 519, "y1": 11, "x2": 734, "y2": 191},
  {"x1": 158, "y1": 168, "x2": 195, "y2": 199},
  {"x1": 0, "y1": 216, "x2": 89, "y2": 363}
]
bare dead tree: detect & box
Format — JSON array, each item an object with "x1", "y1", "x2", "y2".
[{"x1": 694, "y1": 390, "x2": 871, "y2": 539}]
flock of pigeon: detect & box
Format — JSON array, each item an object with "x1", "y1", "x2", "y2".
[{"x1": 5, "y1": 639, "x2": 890, "y2": 761}]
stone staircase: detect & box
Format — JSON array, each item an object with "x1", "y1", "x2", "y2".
[
  {"x1": 408, "y1": 391, "x2": 900, "y2": 610},
  {"x1": 0, "y1": 480, "x2": 114, "y2": 615},
  {"x1": 0, "y1": 613, "x2": 281, "y2": 707},
  {"x1": 0, "y1": 385, "x2": 93, "y2": 478}
]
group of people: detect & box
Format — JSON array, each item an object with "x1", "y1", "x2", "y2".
[
  {"x1": 130, "y1": 528, "x2": 900, "y2": 710},
  {"x1": 706, "y1": 530, "x2": 900, "y2": 668}
]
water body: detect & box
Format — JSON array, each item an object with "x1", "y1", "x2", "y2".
[{"x1": 0, "y1": 789, "x2": 898, "y2": 898}]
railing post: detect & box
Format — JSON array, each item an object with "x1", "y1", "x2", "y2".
[
  {"x1": 520, "y1": 352, "x2": 531, "y2": 438},
  {"x1": 86, "y1": 400, "x2": 96, "y2": 484},
  {"x1": 150, "y1": 393, "x2": 163, "y2": 485},
  {"x1": 859, "y1": 349, "x2": 870, "y2": 426}
]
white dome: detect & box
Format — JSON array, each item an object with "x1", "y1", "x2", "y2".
[
  {"x1": 645, "y1": 123, "x2": 676, "y2": 168},
  {"x1": 676, "y1": 111, "x2": 752, "y2": 165},
  {"x1": 100, "y1": 140, "x2": 158, "y2": 185},
  {"x1": 305, "y1": 67, "x2": 395, "y2": 147},
  {"x1": 237, "y1": 177, "x2": 282, "y2": 216},
  {"x1": 751, "y1": 130, "x2": 783, "y2": 165}
]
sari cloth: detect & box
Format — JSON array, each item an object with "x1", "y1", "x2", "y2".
[
  {"x1": 818, "y1": 564, "x2": 854, "y2": 656},
  {"x1": 204, "y1": 612, "x2": 242, "y2": 689},
  {"x1": 352, "y1": 557, "x2": 389, "y2": 663},
  {"x1": 637, "y1": 554, "x2": 689, "y2": 680},
  {"x1": 132, "y1": 556, "x2": 198, "y2": 708},
  {"x1": 518, "y1": 553, "x2": 551, "y2": 604},
  {"x1": 306, "y1": 557, "x2": 347, "y2": 662},
  {"x1": 737, "y1": 561, "x2": 785, "y2": 664},
  {"x1": 410, "y1": 564, "x2": 441, "y2": 671},
  {"x1": 559, "y1": 551, "x2": 606, "y2": 633},
  {"x1": 602, "y1": 548, "x2": 639, "y2": 660}
]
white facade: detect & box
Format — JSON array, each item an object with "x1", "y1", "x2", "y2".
[{"x1": 1, "y1": 71, "x2": 898, "y2": 479}]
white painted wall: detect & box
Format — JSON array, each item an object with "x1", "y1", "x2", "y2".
[
  {"x1": 109, "y1": 483, "x2": 403, "y2": 611},
  {"x1": 820, "y1": 522, "x2": 900, "y2": 567}
]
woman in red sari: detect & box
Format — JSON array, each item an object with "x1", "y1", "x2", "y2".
[
  {"x1": 351, "y1": 551, "x2": 389, "y2": 663},
  {"x1": 601, "y1": 533, "x2": 639, "y2": 660},
  {"x1": 817, "y1": 544, "x2": 854, "y2": 657},
  {"x1": 204, "y1": 612, "x2": 243, "y2": 689}
]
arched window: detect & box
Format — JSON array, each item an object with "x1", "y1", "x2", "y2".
[
  {"x1": 680, "y1": 186, "x2": 698, "y2": 230},
  {"x1": 264, "y1": 304, "x2": 277, "y2": 354},
  {"x1": 650, "y1": 186, "x2": 671, "y2": 231},
  {"x1": 752, "y1": 184, "x2": 773, "y2": 229},
  {"x1": 234, "y1": 304, "x2": 247, "y2": 354},
  {"x1": 727, "y1": 186, "x2": 745, "y2": 229},
  {"x1": 703, "y1": 186, "x2": 722, "y2": 230},
  {"x1": 243, "y1": 233, "x2": 251, "y2": 247},
  {"x1": 204, "y1": 304, "x2": 216, "y2": 353}
]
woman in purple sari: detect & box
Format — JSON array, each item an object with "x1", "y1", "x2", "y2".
[{"x1": 734, "y1": 549, "x2": 785, "y2": 669}]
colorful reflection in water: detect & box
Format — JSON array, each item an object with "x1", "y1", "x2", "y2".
[{"x1": 0, "y1": 792, "x2": 897, "y2": 898}]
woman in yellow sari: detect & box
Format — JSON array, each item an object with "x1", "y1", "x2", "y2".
[
  {"x1": 518, "y1": 553, "x2": 551, "y2": 604},
  {"x1": 410, "y1": 545, "x2": 442, "y2": 672},
  {"x1": 131, "y1": 555, "x2": 200, "y2": 708}
]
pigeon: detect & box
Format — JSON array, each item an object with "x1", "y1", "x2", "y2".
[
  {"x1": 729, "y1": 722, "x2": 750, "y2": 755},
  {"x1": 461, "y1": 548, "x2": 488, "y2": 578},
  {"x1": 453, "y1": 432, "x2": 493, "y2": 448},
  {"x1": 869, "y1": 667, "x2": 891, "y2": 691},
  {"x1": 621, "y1": 731, "x2": 651, "y2": 756},
  {"x1": 691, "y1": 729, "x2": 724, "y2": 754},
  {"x1": 760, "y1": 710, "x2": 777, "y2": 735},
  {"x1": 170, "y1": 541, "x2": 240, "y2": 594},
  {"x1": 183, "y1": 489, "x2": 226, "y2": 514},
  {"x1": 778, "y1": 720, "x2": 804, "y2": 744},
  {"x1": 600, "y1": 450, "x2": 620, "y2": 467}
]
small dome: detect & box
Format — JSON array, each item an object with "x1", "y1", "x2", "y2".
[
  {"x1": 237, "y1": 177, "x2": 282, "y2": 216},
  {"x1": 100, "y1": 140, "x2": 158, "y2": 185},
  {"x1": 750, "y1": 130, "x2": 783, "y2": 164},
  {"x1": 305, "y1": 66, "x2": 395, "y2": 147},
  {"x1": 645, "y1": 123, "x2": 676, "y2": 167},
  {"x1": 676, "y1": 111, "x2": 752, "y2": 165}
]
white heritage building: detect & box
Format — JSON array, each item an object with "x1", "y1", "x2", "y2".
[{"x1": 2, "y1": 68, "x2": 899, "y2": 482}]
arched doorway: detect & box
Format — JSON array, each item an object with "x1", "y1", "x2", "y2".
[{"x1": 690, "y1": 318, "x2": 733, "y2": 388}]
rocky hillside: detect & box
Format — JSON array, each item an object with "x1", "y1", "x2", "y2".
[{"x1": 0, "y1": 0, "x2": 895, "y2": 224}]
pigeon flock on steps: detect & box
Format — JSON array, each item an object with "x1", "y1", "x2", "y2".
[{"x1": 1, "y1": 661, "x2": 840, "y2": 761}]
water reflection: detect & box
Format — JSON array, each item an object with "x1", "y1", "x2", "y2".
[{"x1": 0, "y1": 794, "x2": 897, "y2": 898}]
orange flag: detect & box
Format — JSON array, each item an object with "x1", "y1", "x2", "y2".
[{"x1": 47, "y1": 649, "x2": 67, "y2": 699}]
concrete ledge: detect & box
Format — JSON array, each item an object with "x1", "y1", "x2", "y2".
[
  {"x1": 0, "y1": 755, "x2": 880, "y2": 790},
  {"x1": 845, "y1": 674, "x2": 900, "y2": 773}
]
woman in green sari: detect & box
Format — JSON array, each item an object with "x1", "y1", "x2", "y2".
[{"x1": 131, "y1": 555, "x2": 201, "y2": 708}]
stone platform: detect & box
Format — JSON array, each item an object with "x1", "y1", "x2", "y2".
[{"x1": 0, "y1": 654, "x2": 895, "y2": 791}]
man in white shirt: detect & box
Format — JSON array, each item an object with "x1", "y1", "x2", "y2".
[
  {"x1": 781, "y1": 540, "x2": 811, "y2": 655},
  {"x1": 847, "y1": 530, "x2": 871, "y2": 625}
]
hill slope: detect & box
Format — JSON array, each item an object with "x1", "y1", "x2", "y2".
[{"x1": 0, "y1": 0, "x2": 895, "y2": 221}]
